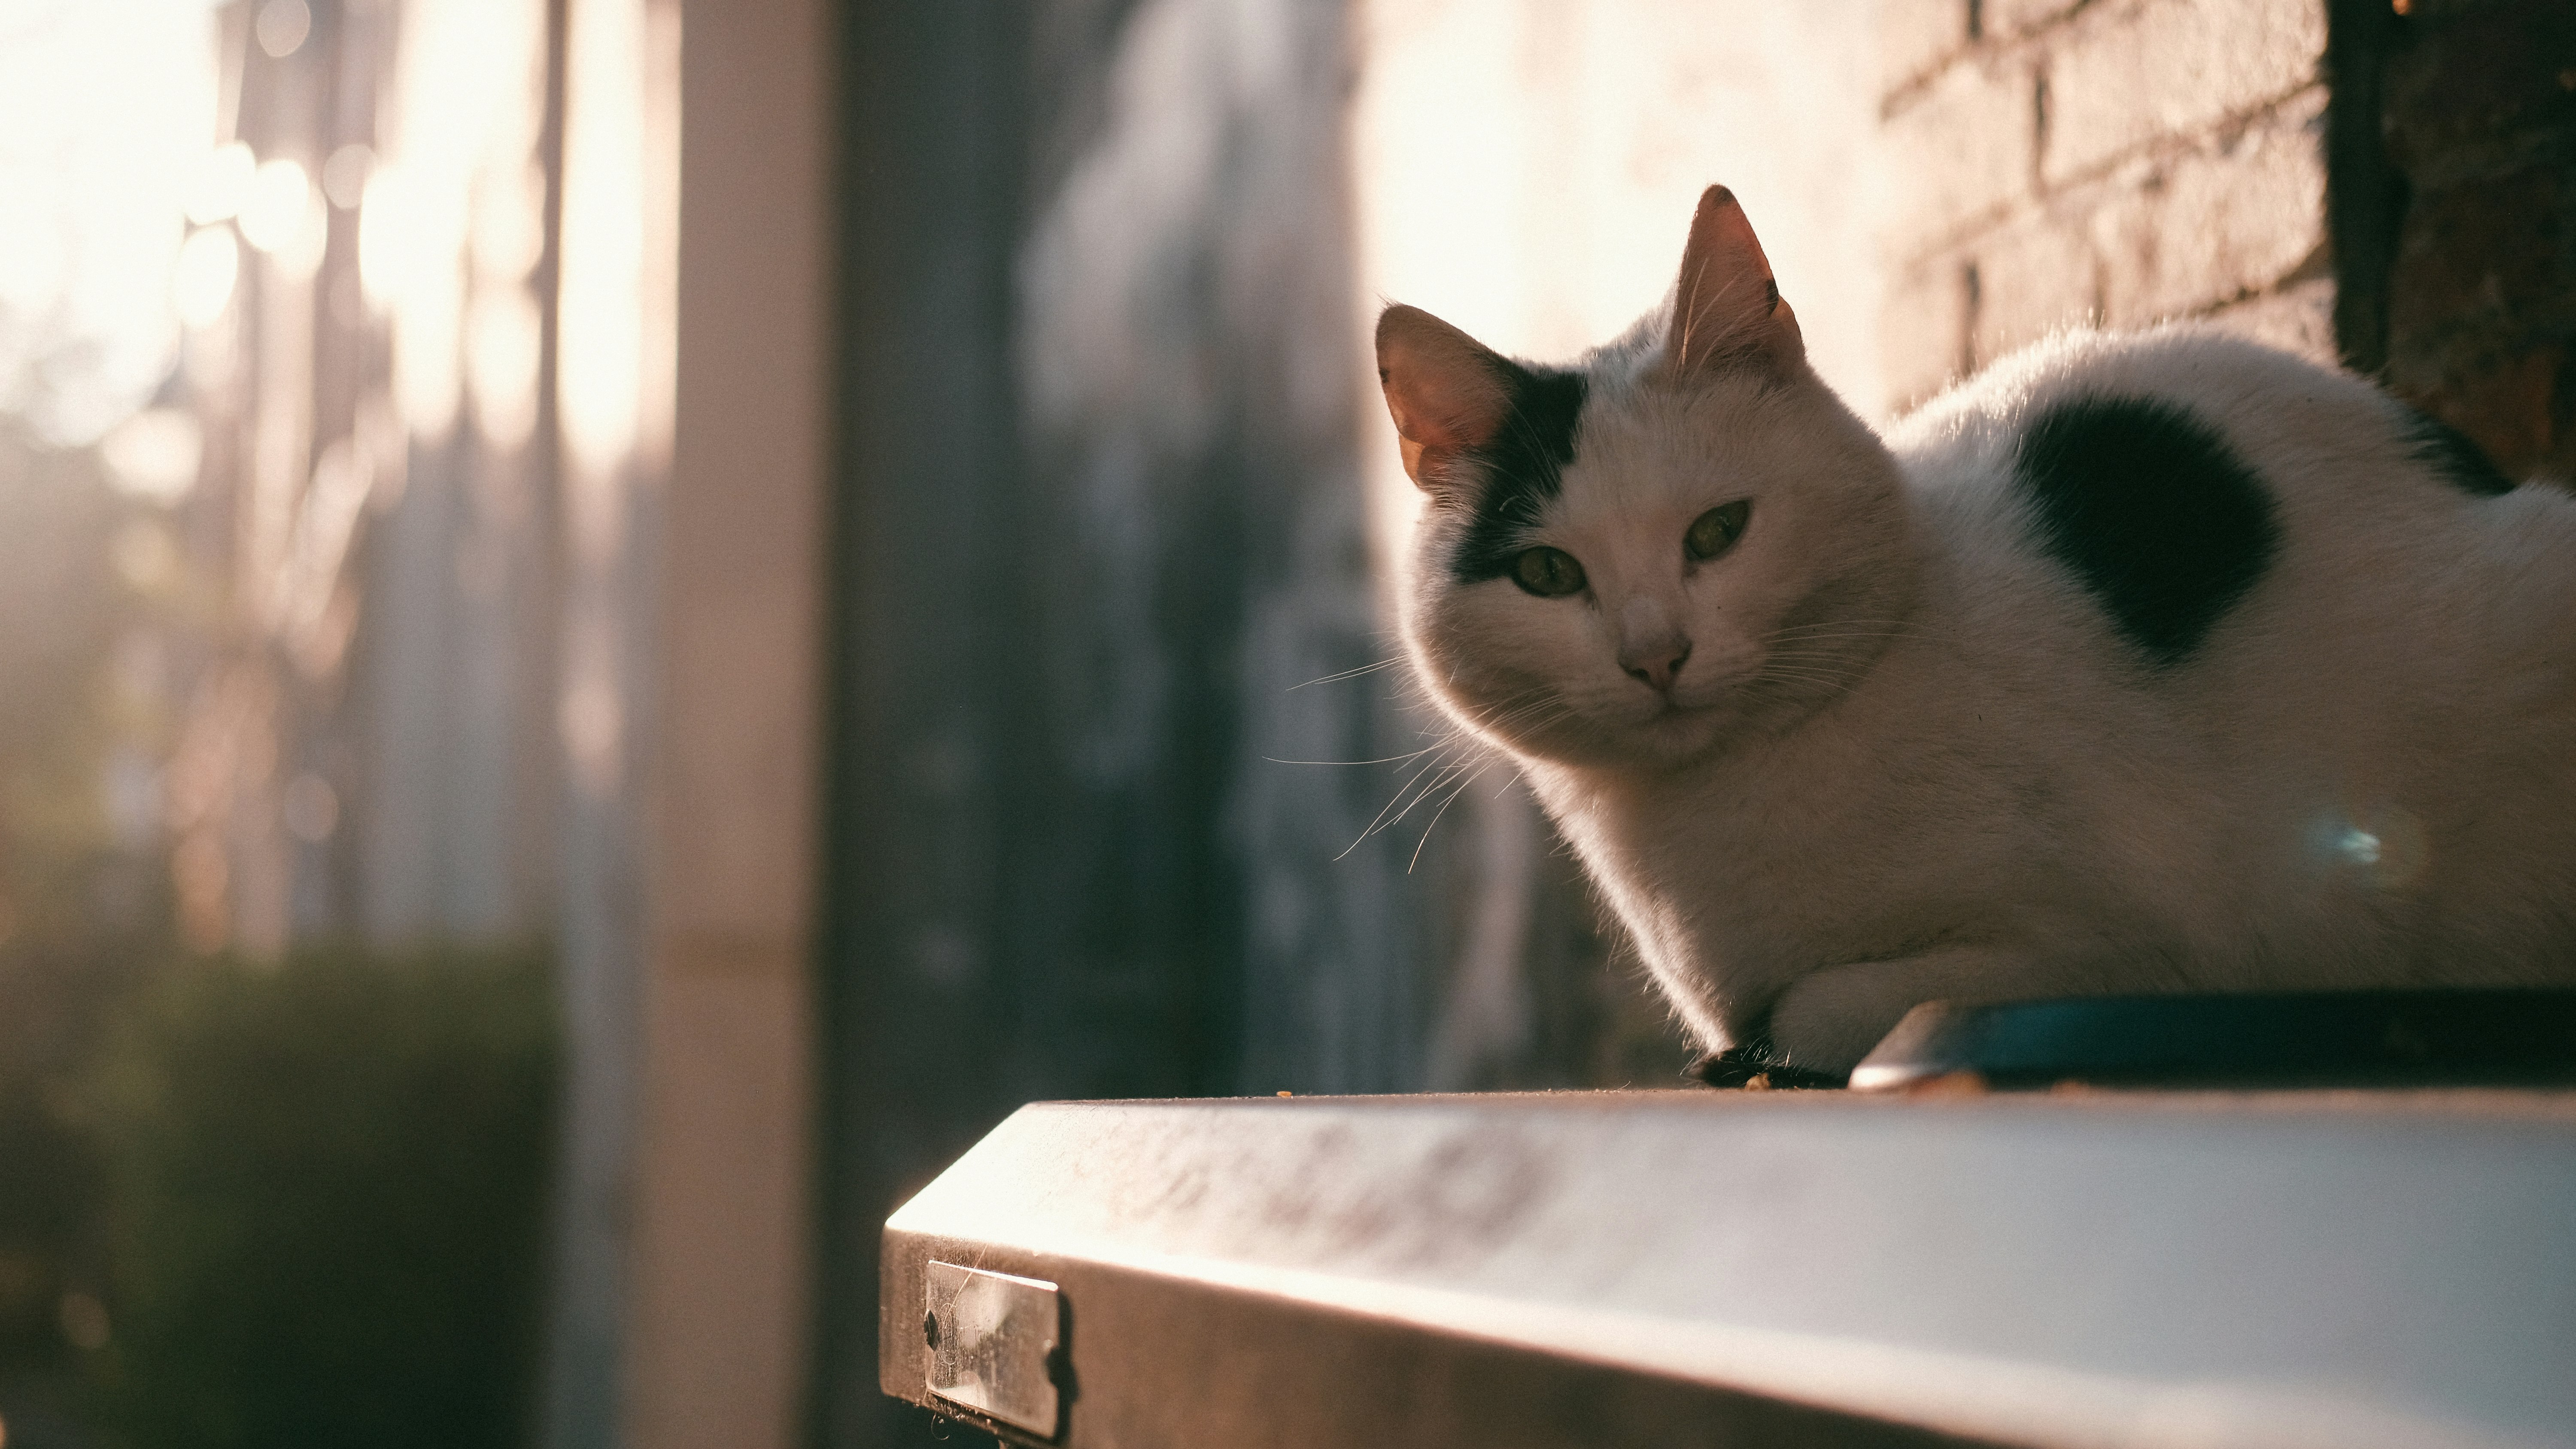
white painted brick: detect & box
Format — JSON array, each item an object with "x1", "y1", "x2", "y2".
[
  {"x1": 1881, "y1": 255, "x2": 1971, "y2": 414},
  {"x1": 1883, "y1": 50, "x2": 2036, "y2": 256},
  {"x1": 2043, "y1": 0, "x2": 2324, "y2": 184},
  {"x1": 1971, "y1": 210, "x2": 2098, "y2": 365},
  {"x1": 1987, "y1": 0, "x2": 2081, "y2": 38},
  {"x1": 2090, "y1": 86, "x2": 2328, "y2": 327},
  {"x1": 1881, "y1": 0, "x2": 1968, "y2": 98},
  {"x1": 2203, "y1": 277, "x2": 2338, "y2": 365}
]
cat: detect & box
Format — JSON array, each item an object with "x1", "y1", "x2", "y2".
[{"x1": 1375, "y1": 184, "x2": 2576, "y2": 1080}]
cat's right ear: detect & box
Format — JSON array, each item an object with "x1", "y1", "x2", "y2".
[
  {"x1": 1664, "y1": 184, "x2": 1805, "y2": 381},
  {"x1": 1376, "y1": 304, "x2": 1514, "y2": 491}
]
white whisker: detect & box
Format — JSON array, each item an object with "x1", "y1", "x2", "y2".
[{"x1": 1286, "y1": 658, "x2": 1405, "y2": 692}]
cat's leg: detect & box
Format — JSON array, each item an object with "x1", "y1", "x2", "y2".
[{"x1": 1766, "y1": 946, "x2": 2077, "y2": 1073}]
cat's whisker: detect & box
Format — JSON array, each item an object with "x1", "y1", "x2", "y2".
[
  {"x1": 1335, "y1": 742, "x2": 1469, "y2": 858},
  {"x1": 1285, "y1": 658, "x2": 1406, "y2": 692},
  {"x1": 1452, "y1": 685, "x2": 1564, "y2": 740},
  {"x1": 1756, "y1": 662, "x2": 1868, "y2": 689},
  {"x1": 1761, "y1": 670, "x2": 1871, "y2": 701},
  {"x1": 1410, "y1": 762, "x2": 1494, "y2": 872},
  {"x1": 1767, "y1": 617, "x2": 1927, "y2": 631},
  {"x1": 1770, "y1": 617, "x2": 1923, "y2": 629},
  {"x1": 1379, "y1": 755, "x2": 1482, "y2": 837},
  {"x1": 1764, "y1": 628, "x2": 1924, "y2": 642},
  {"x1": 1759, "y1": 655, "x2": 1882, "y2": 671},
  {"x1": 1481, "y1": 698, "x2": 1566, "y2": 733},
  {"x1": 1263, "y1": 748, "x2": 1443, "y2": 767}
]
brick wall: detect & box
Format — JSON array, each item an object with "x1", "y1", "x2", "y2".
[
  {"x1": 1879, "y1": 0, "x2": 2335, "y2": 412},
  {"x1": 1881, "y1": 0, "x2": 2575, "y2": 485},
  {"x1": 2367, "y1": 0, "x2": 2576, "y2": 480}
]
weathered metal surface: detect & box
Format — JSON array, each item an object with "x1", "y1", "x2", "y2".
[
  {"x1": 922, "y1": 1263, "x2": 1062, "y2": 1437},
  {"x1": 881, "y1": 1090, "x2": 2576, "y2": 1449}
]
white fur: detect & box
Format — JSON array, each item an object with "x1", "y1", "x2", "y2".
[{"x1": 1399, "y1": 322, "x2": 2576, "y2": 1072}]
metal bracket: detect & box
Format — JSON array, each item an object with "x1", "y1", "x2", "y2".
[{"x1": 923, "y1": 1260, "x2": 1062, "y2": 1438}]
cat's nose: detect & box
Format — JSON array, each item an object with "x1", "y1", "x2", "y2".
[{"x1": 1622, "y1": 639, "x2": 1691, "y2": 692}]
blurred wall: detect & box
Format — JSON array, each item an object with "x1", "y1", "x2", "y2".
[{"x1": 621, "y1": 2, "x2": 823, "y2": 1449}]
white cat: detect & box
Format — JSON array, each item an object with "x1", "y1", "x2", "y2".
[{"x1": 1376, "y1": 185, "x2": 2576, "y2": 1078}]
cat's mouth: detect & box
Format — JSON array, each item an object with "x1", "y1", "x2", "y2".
[{"x1": 1622, "y1": 689, "x2": 1729, "y2": 739}]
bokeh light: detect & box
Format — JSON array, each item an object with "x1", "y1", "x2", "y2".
[
  {"x1": 184, "y1": 140, "x2": 256, "y2": 225},
  {"x1": 0, "y1": 0, "x2": 221, "y2": 446},
  {"x1": 321, "y1": 142, "x2": 374, "y2": 210},
  {"x1": 237, "y1": 157, "x2": 312, "y2": 253},
  {"x1": 172, "y1": 223, "x2": 239, "y2": 328},
  {"x1": 253, "y1": 0, "x2": 310, "y2": 59},
  {"x1": 100, "y1": 405, "x2": 204, "y2": 502}
]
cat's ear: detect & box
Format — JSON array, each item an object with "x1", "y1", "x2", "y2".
[
  {"x1": 1665, "y1": 185, "x2": 1804, "y2": 380},
  {"x1": 1376, "y1": 303, "x2": 1514, "y2": 490}
]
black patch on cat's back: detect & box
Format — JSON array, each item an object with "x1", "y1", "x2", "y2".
[
  {"x1": 1449, "y1": 364, "x2": 1589, "y2": 582},
  {"x1": 2406, "y1": 409, "x2": 2517, "y2": 497},
  {"x1": 2014, "y1": 395, "x2": 2281, "y2": 666}
]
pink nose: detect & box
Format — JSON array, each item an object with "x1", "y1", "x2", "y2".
[{"x1": 1622, "y1": 640, "x2": 1691, "y2": 692}]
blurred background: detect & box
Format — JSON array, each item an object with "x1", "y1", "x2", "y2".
[{"x1": 0, "y1": 0, "x2": 2564, "y2": 1447}]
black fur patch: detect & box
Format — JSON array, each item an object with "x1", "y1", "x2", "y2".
[
  {"x1": 2014, "y1": 396, "x2": 2280, "y2": 666},
  {"x1": 1448, "y1": 364, "x2": 1589, "y2": 583},
  {"x1": 2406, "y1": 409, "x2": 2517, "y2": 497}
]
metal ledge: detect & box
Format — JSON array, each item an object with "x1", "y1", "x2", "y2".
[{"x1": 881, "y1": 1090, "x2": 2576, "y2": 1449}]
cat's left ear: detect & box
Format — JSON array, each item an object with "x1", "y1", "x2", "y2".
[
  {"x1": 1664, "y1": 185, "x2": 1805, "y2": 380},
  {"x1": 1376, "y1": 303, "x2": 1516, "y2": 491}
]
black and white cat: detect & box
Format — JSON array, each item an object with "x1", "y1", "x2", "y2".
[{"x1": 1376, "y1": 185, "x2": 2576, "y2": 1076}]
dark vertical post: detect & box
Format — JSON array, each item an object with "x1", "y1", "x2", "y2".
[
  {"x1": 2324, "y1": 0, "x2": 2407, "y2": 377},
  {"x1": 813, "y1": 7, "x2": 1035, "y2": 1448}
]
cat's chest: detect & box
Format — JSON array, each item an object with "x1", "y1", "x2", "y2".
[{"x1": 1536, "y1": 720, "x2": 2036, "y2": 954}]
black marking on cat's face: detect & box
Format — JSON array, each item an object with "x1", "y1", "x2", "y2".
[
  {"x1": 1448, "y1": 364, "x2": 1589, "y2": 583},
  {"x1": 2014, "y1": 396, "x2": 2280, "y2": 666},
  {"x1": 2405, "y1": 409, "x2": 2517, "y2": 497}
]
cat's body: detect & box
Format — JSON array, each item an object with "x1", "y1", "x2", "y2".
[{"x1": 1378, "y1": 188, "x2": 2576, "y2": 1075}]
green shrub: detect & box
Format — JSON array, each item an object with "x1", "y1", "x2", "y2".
[{"x1": 89, "y1": 943, "x2": 559, "y2": 1449}]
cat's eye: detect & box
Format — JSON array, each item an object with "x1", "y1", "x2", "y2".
[
  {"x1": 1686, "y1": 500, "x2": 1752, "y2": 561},
  {"x1": 1511, "y1": 546, "x2": 1587, "y2": 598}
]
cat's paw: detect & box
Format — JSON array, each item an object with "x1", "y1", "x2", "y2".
[{"x1": 1767, "y1": 948, "x2": 2024, "y2": 1073}]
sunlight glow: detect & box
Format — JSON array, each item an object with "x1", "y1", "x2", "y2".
[
  {"x1": 184, "y1": 141, "x2": 257, "y2": 225},
  {"x1": 377, "y1": 0, "x2": 547, "y2": 442},
  {"x1": 0, "y1": 0, "x2": 220, "y2": 445},
  {"x1": 558, "y1": 0, "x2": 652, "y2": 489},
  {"x1": 357, "y1": 165, "x2": 421, "y2": 312},
  {"x1": 320, "y1": 143, "x2": 373, "y2": 210},
  {"x1": 171, "y1": 225, "x2": 238, "y2": 328},
  {"x1": 468, "y1": 286, "x2": 544, "y2": 451},
  {"x1": 1347, "y1": 0, "x2": 1886, "y2": 580},
  {"x1": 101, "y1": 406, "x2": 204, "y2": 503},
  {"x1": 237, "y1": 158, "x2": 312, "y2": 253}
]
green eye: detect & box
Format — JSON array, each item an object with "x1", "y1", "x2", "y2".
[
  {"x1": 1686, "y1": 500, "x2": 1752, "y2": 561},
  {"x1": 1511, "y1": 546, "x2": 1587, "y2": 598}
]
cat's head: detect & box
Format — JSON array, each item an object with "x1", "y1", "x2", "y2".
[{"x1": 1379, "y1": 186, "x2": 1917, "y2": 771}]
